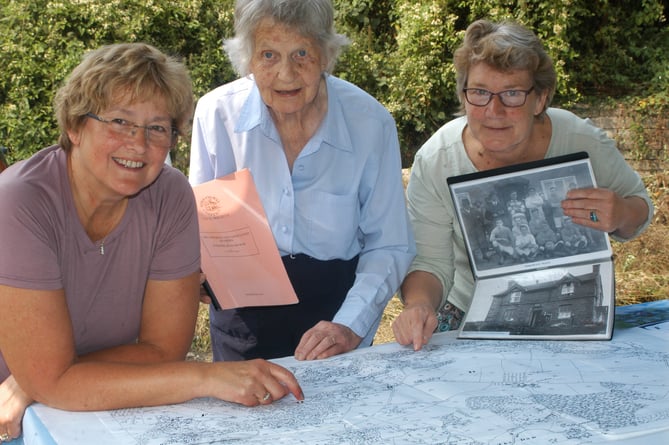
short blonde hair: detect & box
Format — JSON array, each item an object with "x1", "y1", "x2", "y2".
[{"x1": 54, "y1": 43, "x2": 194, "y2": 151}]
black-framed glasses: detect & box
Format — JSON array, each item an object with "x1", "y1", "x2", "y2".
[
  {"x1": 85, "y1": 112, "x2": 178, "y2": 150},
  {"x1": 462, "y1": 87, "x2": 535, "y2": 107}
]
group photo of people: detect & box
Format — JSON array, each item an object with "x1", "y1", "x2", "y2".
[{"x1": 453, "y1": 166, "x2": 611, "y2": 272}]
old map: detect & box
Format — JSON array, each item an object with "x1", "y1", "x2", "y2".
[{"x1": 28, "y1": 321, "x2": 669, "y2": 444}]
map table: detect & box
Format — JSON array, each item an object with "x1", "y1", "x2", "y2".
[{"x1": 21, "y1": 301, "x2": 669, "y2": 445}]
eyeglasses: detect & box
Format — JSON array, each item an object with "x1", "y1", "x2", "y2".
[
  {"x1": 462, "y1": 87, "x2": 535, "y2": 107},
  {"x1": 85, "y1": 113, "x2": 178, "y2": 149}
]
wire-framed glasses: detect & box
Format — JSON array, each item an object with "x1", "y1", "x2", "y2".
[
  {"x1": 86, "y1": 113, "x2": 178, "y2": 149},
  {"x1": 463, "y1": 87, "x2": 535, "y2": 107}
]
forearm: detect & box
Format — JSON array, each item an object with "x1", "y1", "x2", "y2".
[
  {"x1": 79, "y1": 340, "x2": 190, "y2": 365},
  {"x1": 332, "y1": 248, "x2": 414, "y2": 339},
  {"x1": 400, "y1": 270, "x2": 443, "y2": 312},
  {"x1": 613, "y1": 196, "x2": 650, "y2": 240},
  {"x1": 31, "y1": 361, "x2": 210, "y2": 411}
]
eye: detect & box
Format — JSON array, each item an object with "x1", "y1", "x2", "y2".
[
  {"x1": 110, "y1": 118, "x2": 131, "y2": 127},
  {"x1": 471, "y1": 89, "x2": 491, "y2": 96},
  {"x1": 503, "y1": 90, "x2": 521, "y2": 97},
  {"x1": 261, "y1": 51, "x2": 274, "y2": 60},
  {"x1": 147, "y1": 124, "x2": 168, "y2": 134},
  {"x1": 295, "y1": 49, "x2": 307, "y2": 58}
]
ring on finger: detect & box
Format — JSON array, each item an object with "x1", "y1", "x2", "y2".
[
  {"x1": 0, "y1": 433, "x2": 10, "y2": 441},
  {"x1": 589, "y1": 210, "x2": 598, "y2": 223},
  {"x1": 261, "y1": 392, "x2": 271, "y2": 402}
]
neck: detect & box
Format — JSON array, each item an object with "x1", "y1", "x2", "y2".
[
  {"x1": 271, "y1": 77, "x2": 328, "y2": 170},
  {"x1": 465, "y1": 117, "x2": 551, "y2": 170},
  {"x1": 68, "y1": 157, "x2": 127, "y2": 242}
]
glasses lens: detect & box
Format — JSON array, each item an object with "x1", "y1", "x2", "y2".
[
  {"x1": 464, "y1": 89, "x2": 531, "y2": 107},
  {"x1": 499, "y1": 91, "x2": 527, "y2": 107},
  {"x1": 465, "y1": 89, "x2": 492, "y2": 106},
  {"x1": 106, "y1": 120, "x2": 174, "y2": 149},
  {"x1": 146, "y1": 127, "x2": 174, "y2": 148}
]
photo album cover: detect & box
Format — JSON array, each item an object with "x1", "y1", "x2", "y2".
[{"x1": 448, "y1": 152, "x2": 615, "y2": 340}]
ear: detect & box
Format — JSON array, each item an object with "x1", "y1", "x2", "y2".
[
  {"x1": 534, "y1": 89, "x2": 549, "y2": 116},
  {"x1": 66, "y1": 126, "x2": 81, "y2": 146}
]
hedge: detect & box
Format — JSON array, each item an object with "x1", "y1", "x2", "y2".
[{"x1": 1, "y1": 0, "x2": 667, "y2": 170}]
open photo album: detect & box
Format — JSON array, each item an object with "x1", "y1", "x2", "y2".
[{"x1": 448, "y1": 152, "x2": 615, "y2": 340}]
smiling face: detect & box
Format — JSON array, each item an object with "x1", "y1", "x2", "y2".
[
  {"x1": 67, "y1": 96, "x2": 172, "y2": 202},
  {"x1": 249, "y1": 19, "x2": 326, "y2": 117},
  {"x1": 464, "y1": 63, "x2": 547, "y2": 161}
]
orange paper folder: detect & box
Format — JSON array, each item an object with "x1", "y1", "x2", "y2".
[{"x1": 192, "y1": 169, "x2": 298, "y2": 310}]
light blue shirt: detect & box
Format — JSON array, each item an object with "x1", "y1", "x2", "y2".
[{"x1": 189, "y1": 75, "x2": 415, "y2": 345}]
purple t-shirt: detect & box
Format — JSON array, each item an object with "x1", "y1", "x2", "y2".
[{"x1": 0, "y1": 146, "x2": 200, "y2": 380}]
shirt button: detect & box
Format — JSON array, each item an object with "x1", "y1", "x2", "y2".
[{"x1": 281, "y1": 226, "x2": 288, "y2": 233}]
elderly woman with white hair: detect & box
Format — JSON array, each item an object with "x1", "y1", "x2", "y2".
[{"x1": 189, "y1": 0, "x2": 415, "y2": 362}]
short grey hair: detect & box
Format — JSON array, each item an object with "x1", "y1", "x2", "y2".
[
  {"x1": 224, "y1": 0, "x2": 350, "y2": 76},
  {"x1": 454, "y1": 19, "x2": 557, "y2": 114}
]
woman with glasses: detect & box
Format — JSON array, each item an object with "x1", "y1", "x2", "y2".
[
  {"x1": 0, "y1": 43, "x2": 302, "y2": 442},
  {"x1": 392, "y1": 19, "x2": 653, "y2": 351}
]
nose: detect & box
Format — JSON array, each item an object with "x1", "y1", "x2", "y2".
[
  {"x1": 276, "y1": 58, "x2": 298, "y2": 81},
  {"x1": 485, "y1": 94, "x2": 507, "y2": 115},
  {"x1": 127, "y1": 125, "x2": 149, "y2": 150}
]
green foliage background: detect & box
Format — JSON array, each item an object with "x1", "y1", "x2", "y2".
[{"x1": 1, "y1": 0, "x2": 668, "y2": 171}]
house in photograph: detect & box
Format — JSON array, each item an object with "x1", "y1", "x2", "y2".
[{"x1": 474, "y1": 265, "x2": 608, "y2": 335}]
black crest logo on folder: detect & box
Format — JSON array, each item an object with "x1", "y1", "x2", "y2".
[{"x1": 448, "y1": 152, "x2": 615, "y2": 340}]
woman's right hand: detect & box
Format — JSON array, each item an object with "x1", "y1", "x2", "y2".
[
  {"x1": 393, "y1": 271, "x2": 443, "y2": 352},
  {"x1": 210, "y1": 359, "x2": 304, "y2": 406},
  {"x1": 0, "y1": 375, "x2": 33, "y2": 442},
  {"x1": 392, "y1": 302, "x2": 438, "y2": 352}
]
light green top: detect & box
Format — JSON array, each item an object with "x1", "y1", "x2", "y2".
[{"x1": 404, "y1": 107, "x2": 654, "y2": 313}]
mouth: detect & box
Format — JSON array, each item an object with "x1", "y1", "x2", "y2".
[
  {"x1": 484, "y1": 124, "x2": 510, "y2": 131},
  {"x1": 113, "y1": 157, "x2": 145, "y2": 169},
  {"x1": 275, "y1": 88, "x2": 301, "y2": 97}
]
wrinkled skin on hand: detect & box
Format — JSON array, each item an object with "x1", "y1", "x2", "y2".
[{"x1": 294, "y1": 321, "x2": 362, "y2": 360}]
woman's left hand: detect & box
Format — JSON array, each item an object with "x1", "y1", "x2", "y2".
[
  {"x1": 562, "y1": 187, "x2": 648, "y2": 238},
  {"x1": 0, "y1": 375, "x2": 33, "y2": 442},
  {"x1": 294, "y1": 321, "x2": 362, "y2": 361}
]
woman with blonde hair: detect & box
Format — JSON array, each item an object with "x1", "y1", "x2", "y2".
[{"x1": 0, "y1": 42, "x2": 302, "y2": 442}]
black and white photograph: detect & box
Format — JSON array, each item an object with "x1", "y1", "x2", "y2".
[
  {"x1": 449, "y1": 152, "x2": 611, "y2": 279},
  {"x1": 448, "y1": 153, "x2": 616, "y2": 340},
  {"x1": 459, "y1": 262, "x2": 615, "y2": 340}
]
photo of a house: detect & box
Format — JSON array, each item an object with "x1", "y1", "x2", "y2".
[{"x1": 462, "y1": 264, "x2": 609, "y2": 336}]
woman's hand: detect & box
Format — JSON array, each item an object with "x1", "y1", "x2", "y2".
[
  {"x1": 210, "y1": 359, "x2": 304, "y2": 406},
  {"x1": 562, "y1": 188, "x2": 649, "y2": 238},
  {"x1": 294, "y1": 321, "x2": 362, "y2": 361},
  {"x1": 392, "y1": 302, "x2": 438, "y2": 351},
  {"x1": 393, "y1": 271, "x2": 443, "y2": 351},
  {"x1": 0, "y1": 375, "x2": 33, "y2": 442}
]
